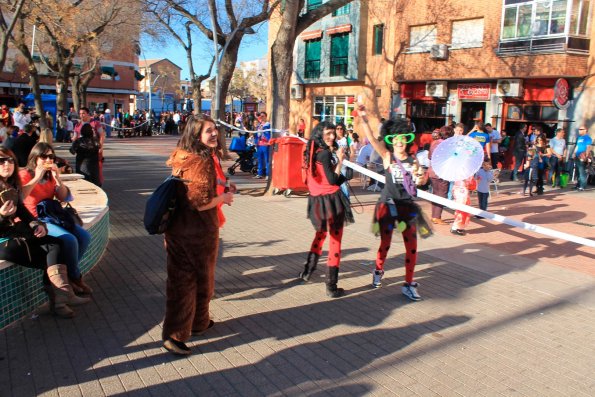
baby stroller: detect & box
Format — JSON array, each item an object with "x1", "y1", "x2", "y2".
[{"x1": 228, "y1": 136, "x2": 257, "y2": 176}]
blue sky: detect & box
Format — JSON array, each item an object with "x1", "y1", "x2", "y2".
[{"x1": 142, "y1": 22, "x2": 269, "y2": 80}]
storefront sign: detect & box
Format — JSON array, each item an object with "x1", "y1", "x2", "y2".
[
  {"x1": 553, "y1": 78, "x2": 570, "y2": 110},
  {"x1": 457, "y1": 83, "x2": 491, "y2": 100}
]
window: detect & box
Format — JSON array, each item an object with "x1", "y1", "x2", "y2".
[
  {"x1": 313, "y1": 96, "x2": 356, "y2": 125},
  {"x1": 304, "y1": 39, "x2": 321, "y2": 79},
  {"x1": 409, "y1": 24, "x2": 437, "y2": 52},
  {"x1": 307, "y1": 0, "x2": 322, "y2": 11},
  {"x1": 570, "y1": 0, "x2": 592, "y2": 35},
  {"x1": 506, "y1": 104, "x2": 559, "y2": 121},
  {"x1": 373, "y1": 24, "x2": 384, "y2": 55},
  {"x1": 451, "y1": 19, "x2": 484, "y2": 48},
  {"x1": 333, "y1": 4, "x2": 350, "y2": 16},
  {"x1": 502, "y1": 0, "x2": 592, "y2": 40},
  {"x1": 330, "y1": 33, "x2": 349, "y2": 77}
]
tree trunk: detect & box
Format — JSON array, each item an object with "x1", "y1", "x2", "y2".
[
  {"x1": 269, "y1": 2, "x2": 300, "y2": 135},
  {"x1": 29, "y1": 70, "x2": 46, "y2": 130},
  {"x1": 71, "y1": 75, "x2": 82, "y2": 111},
  {"x1": 192, "y1": 80, "x2": 202, "y2": 115},
  {"x1": 215, "y1": 33, "x2": 243, "y2": 159},
  {"x1": 56, "y1": 65, "x2": 70, "y2": 115}
]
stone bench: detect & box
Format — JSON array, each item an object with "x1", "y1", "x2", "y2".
[{"x1": 0, "y1": 174, "x2": 109, "y2": 329}]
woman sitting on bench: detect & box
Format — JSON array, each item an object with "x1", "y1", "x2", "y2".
[{"x1": 0, "y1": 148, "x2": 89, "y2": 318}]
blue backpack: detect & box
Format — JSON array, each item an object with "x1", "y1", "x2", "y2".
[{"x1": 143, "y1": 176, "x2": 182, "y2": 235}]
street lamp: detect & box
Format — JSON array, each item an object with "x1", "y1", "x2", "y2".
[{"x1": 148, "y1": 71, "x2": 162, "y2": 126}]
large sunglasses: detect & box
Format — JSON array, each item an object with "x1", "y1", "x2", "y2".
[
  {"x1": 39, "y1": 153, "x2": 56, "y2": 160},
  {"x1": 0, "y1": 157, "x2": 15, "y2": 165},
  {"x1": 384, "y1": 133, "x2": 415, "y2": 145}
]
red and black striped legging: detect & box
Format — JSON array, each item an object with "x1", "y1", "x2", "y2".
[
  {"x1": 309, "y1": 224, "x2": 344, "y2": 268},
  {"x1": 375, "y1": 203, "x2": 418, "y2": 284}
]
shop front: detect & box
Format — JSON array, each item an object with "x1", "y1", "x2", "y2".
[
  {"x1": 500, "y1": 78, "x2": 568, "y2": 138},
  {"x1": 457, "y1": 83, "x2": 492, "y2": 131},
  {"x1": 400, "y1": 82, "x2": 448, "y2": 133}
]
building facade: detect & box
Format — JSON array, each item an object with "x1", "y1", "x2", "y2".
[
  {"x1": 277, "y1": 0, "x2": 594, "y2": 143},
  {"x1": 137, "y1": 59, "x2": 183, "y2": 113},
  {"x1": 391, "y1": 0, "x2": 593, "y2": 142}
]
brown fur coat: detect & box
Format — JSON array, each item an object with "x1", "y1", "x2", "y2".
[{"x1": 162, "y1": 148, "x2": 220, "y2": 342}]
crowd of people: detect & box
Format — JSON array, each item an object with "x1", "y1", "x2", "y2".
[{"x1": 1, "y1": 98, "x2": 593, "y2": 358}]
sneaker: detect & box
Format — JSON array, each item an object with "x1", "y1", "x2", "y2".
[
  {"x1": 402, "y1": 282, "x2": 421, "y2": 301},
  {"x1": 372, "y1": 270, "x2": 384, "y2": 288},
  {"x1": 253, "y1": 175, "x2": 263, "y2": 179}
]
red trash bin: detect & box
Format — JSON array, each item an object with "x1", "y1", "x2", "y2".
[{"x1": 272, "y1": 136, "x2": 308, "y2": 195}]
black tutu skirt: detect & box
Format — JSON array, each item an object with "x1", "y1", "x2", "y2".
[
  {"x1": 373, "y1": 199, "x2": 433, "y2": 238},
  {"x1": 307, "y1": 190, "x2": 354, "y2": 232}
]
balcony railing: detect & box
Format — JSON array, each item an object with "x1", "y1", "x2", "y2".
[
  {"x1": 330, "y1": 57, "x2": 348, "y2": 77},
  {"x1": 497, "y1": 35, "x2": 589, "y2": 55},
  {"x1": 305, "y1": 60, "x2": 321, "y2": 79}
]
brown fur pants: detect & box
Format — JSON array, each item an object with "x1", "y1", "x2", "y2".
[{"x1": 162, "y1": 233, "x2": 218, "y2": 342}]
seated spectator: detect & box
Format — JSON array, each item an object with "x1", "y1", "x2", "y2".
[
  {"x1": 20, "y1": 142, "x2": 93, "y2": 295},
  {"x1": 0, "y1": 147, "x2": 89, "y2": 317},
  {"x1": 69, "y1": 124, "x2": 101, "y2": 186}
]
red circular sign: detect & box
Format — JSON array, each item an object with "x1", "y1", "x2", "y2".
[{"x1": 553, "y1": 78, "x2": 570, "y2": 109}]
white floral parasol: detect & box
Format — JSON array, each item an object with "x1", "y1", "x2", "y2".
[{"x1": 431, "y1": 135, "x2": 484, "y2": 181}]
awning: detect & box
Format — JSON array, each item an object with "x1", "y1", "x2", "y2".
[
  {"x1": 301, "y1": 29, "x2": 323, "y2": 41},
  {"x1": 101, "y1": 66, "x2": 116, "y2": 76},
  {"x1": 32, "y1": 55, "x2": 50, "y2": 63},
  {"x1": 326, "y1": 24, "x2": 352, "y2": 35},
  {"x1": 134, "y1": 70, "x2": 145, "y2": 80}
]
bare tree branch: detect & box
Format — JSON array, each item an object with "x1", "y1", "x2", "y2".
[{"x1": 296, "y1": 0, "x2": 353, "y2": 35}]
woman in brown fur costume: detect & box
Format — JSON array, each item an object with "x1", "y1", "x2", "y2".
[{"x1": 162, "y1": 114, "x2": 235, "y2": 355}]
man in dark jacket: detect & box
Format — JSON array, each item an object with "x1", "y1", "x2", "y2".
[
  {"x1": 12, "y1": 124, "x2": 38, "y2": 167},
  {"x1": 511, "y1": 123, "x2": 528, "y2": 181}
]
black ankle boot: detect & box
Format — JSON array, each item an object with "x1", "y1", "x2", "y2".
[
  {"x1": 299, "y1": 252, "x2": 320, "y2": 282},
  {"x1": 326, "y1": 266, "x2": 344, "y2": 298}
]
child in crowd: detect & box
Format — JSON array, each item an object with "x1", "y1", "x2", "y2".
[
  {"x1": 522, "y1": 148, "x2": 542, "y2": 196},
  {"x1": 246, "y1": 133, "x2": 255, "y2": 147},
  {"x1": 475, "y1": 158, "x2": 494, "y2": 215},
  {"x1": 450, "y1": 176, "x2": 475, "y2": 236}
]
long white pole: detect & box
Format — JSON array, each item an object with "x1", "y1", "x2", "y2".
[
  {"x1": 207, "y1": 1, "x2": 220, "y2": 119},
  {"x1": 343, "y1": 159, "x2": 595, "y2": 248},
  {"x1": 31, "y1": 25, "x2": 36, "y2": 57},
  {"x1": 148, "y1": 67, "x2": 152, "y2": 122}
]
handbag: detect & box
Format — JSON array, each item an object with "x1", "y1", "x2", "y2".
[
  {"x1": 64, "y1": 203, "x2": 83, "y2": 226},
  {"x1": 394, "y1": 156, "x2": 417, "y2": 197},
  {"x1": 36, "y1": 199, "x2": 80, "y2": 232},
  {"x1": 143, "y1": 176, "x2": 182, "y2": 235}
]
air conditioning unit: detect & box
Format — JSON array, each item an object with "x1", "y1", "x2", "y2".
[
  {"x1": 430, "y1": 44, "x2": 449, "y2": 60},
  {"x1": 425, "y1": 81, "x2": 448, "y2": 98},
  {"x1": 496, "y1": 79, "x2": 523, "y2": 97},
  {"x1": 290, "y1": 84, "x2": 304, "y2": 100}
]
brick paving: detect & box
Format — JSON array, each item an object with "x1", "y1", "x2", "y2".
[{"x1": 1, "y1": 135, "x2": 594, "y2": 396}]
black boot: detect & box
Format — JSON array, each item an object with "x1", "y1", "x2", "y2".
[
  {"x1": 299, "y1": 252, "x2": 320, "y2": 282},
  {"x1": 326, "y1": 266, "x2": 345, "y2": 298}
]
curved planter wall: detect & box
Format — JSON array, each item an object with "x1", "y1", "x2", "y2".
[{"x1": 0, "y1": 176, "x2": 109, "y2": 329}]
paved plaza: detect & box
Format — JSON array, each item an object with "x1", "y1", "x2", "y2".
[{"x1": 1, "y1": 136, "x2": 594, "y2": 397}]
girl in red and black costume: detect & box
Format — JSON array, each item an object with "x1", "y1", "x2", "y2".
[
  {"x1": 358, "y1": 106, "x2": 430, "y2": 301},
  {"x1": 299, "y1": 122, "x2": 354, "y2": 298}
]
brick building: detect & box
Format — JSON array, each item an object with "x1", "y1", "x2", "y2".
[
  {"x1": 274, "y1": 0, "x2": 594, "y2": 143},
  {"x1": 0, "y1": 42, "x2": 140, "y2": 114}
]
